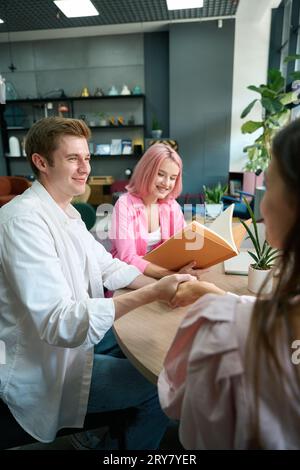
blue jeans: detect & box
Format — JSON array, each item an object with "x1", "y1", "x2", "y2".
[{"x1": 86, "y1": 328, "x2": 169, "y2": 450}]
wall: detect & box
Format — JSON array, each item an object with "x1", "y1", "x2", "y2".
[
  {"x1": 169, "y1": 20, "x2": 234, "y2": 193},
  {"x1": 144, "y1": 32, "x2": 169, "y2": 138},
  {"x1": 0, "y1": 33, "x2": 145, "y2": 179},
  {"x1": 229, "y1": 0, "x2": 280, "y2": 172}
]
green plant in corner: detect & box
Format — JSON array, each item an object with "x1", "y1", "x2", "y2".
[
  {"x1": 152, "y1": 115, "x2": 161, "y2": 131},
  {"x1": 203, "y1": 182, "x2": 228, "y2": 204},
  {"x1": 241, "y1": 55, "x2": 300, "y2": 173},
  {"x1": 240, "y1": 197, "x2": 279, "y2": 270}
]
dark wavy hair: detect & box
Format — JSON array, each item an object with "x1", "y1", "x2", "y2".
[{"x1": 247, "y1": 118, "x2": 300, "y2": 448}]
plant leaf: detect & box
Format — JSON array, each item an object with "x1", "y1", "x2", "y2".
[
  {"x1": 279, "y1": 91, "x2": 298, "y2": 105},
  {"x1": 283, "y1": 54, "x2": 300, "y2": 63},
  {"x1": 248, "y1": 251, "x2": 259, "y2": 263},
  {"x1": 290, "y1": 71, "x2": 300, "y2": 81},
  {"x1": 241, "y1": 121, "x2": 264, "y2": 134},
  {"x1": 240, "y1": 99, "x2": 258, "y2": 119},
  {"x1": 267, "y1": 69, "x2": 285, "y2": 92},
  {"x1": 240, "y1": 219, "x2": 261, "y2": 256},
  {"x1": 247, "y1": 85, "x2": 264, "y2": 94},
  {"x1": 261, "y1": 97, "x2": 284, "y2": 114}
]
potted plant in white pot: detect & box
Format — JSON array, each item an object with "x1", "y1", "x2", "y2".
[
  {"x1": 240, "y1": 198, "x2": 279, "y2": 294},
  {"x1": 151, "y1": 116, "x2": 163, "y2": 139},
  {"x1": 203, "y1": 182, "x2": 227, "y2": 221},
  {"x1": 98, "y1": 112, "x2": 108, "y2": 127}
]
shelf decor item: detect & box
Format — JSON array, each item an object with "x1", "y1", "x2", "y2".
[
  {"x1": 81, "y1": 87, "x2": 90, "y2": 97},
  {"x1": 128, "y1": 115, "x2": 135, "y2": 125},
  {"x1": 95, "y1": 144, "x2": 111, "y2": 156},
  {"x1": 122, "y1": 139, "x2": 132, "y2": 155},
  {"x1": 121, "y1": 85, "x2": 131, "y2": 95},
  {"x1": 151, "y1": 115, "x2": 163, "y2": 139},
  {"x1": 6, "y1": 81, "x2": 18, "y2": 100},
  {"x1": 132, "y1": 85, "x2": 142, "y2": 95},
  {"x1": 9, "y1": 136, "x2": 21, "y2": 157},
  {"x1": 108, "y1": 85, "x2": 118, "y2": 96},
  {"x1": 94, "y1": 87, "x2": 104, "y2": 97},
  {"x1": 110, "y1": 139, "x2": 122, "y2": 155},
  {"x1": 98, "y1": 112, "x2": 108, "y2": 126}
]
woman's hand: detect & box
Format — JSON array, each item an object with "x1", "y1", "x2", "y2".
[
  {"x1": 178, "y1": 261, "x2": 209, "y2": 280},
  {"x1": 170, "y1": 280, "x2": 225, "y2": 308},
  {"x1": 154, "y1": 274, "x2": 197, "y2": 305}
]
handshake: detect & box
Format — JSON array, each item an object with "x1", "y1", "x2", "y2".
[{"x1": 153, "y1": 274, "x2": 225, "y2": 308}]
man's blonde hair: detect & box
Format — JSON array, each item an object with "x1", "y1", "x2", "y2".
[{"x1": 25, "y1": 117, "x2": 91, "y2": 177}]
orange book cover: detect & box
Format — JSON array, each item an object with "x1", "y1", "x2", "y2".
[{"x1": 144, "y1": 205, "x2": 250, "y2": 270}]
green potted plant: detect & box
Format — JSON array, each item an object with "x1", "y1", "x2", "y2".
[
  {"x1": 203, "y1": 182, "x2": 228, "y2": 220},
  {"x1": 151, "y1": 116, "x2": 163, "y2": 139},
  {"x1": 240, "y1": 198, "x2": 279, "y2": 294},
  {"x1": 241, "y1": 56, "x2": 300, "y2": 173},
  {"x1": 98, "y1": 112, "x2": 108, "y2": 127}
]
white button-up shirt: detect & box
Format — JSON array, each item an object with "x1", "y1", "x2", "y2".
[{"x1": 0, "y1": 181, "x2": 140, "y2": 442}]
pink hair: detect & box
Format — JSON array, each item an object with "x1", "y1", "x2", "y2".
[{"x1": 126, "y1": 143, "x2": 183, "y2": 200}]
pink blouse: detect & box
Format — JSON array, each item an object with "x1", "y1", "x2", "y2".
[
  {"x1": 109, "y1": 192, "x2": 185, "y2": 272},
  {"x1": 158, "y1": 293, "x2": 300, "y2": 449}
]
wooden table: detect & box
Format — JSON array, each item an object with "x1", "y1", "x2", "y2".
[{"x1": 113, "y1": 263, "x2": 251, "y2": 384}]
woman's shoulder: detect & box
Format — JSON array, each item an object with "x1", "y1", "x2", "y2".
[
  {"x1": 116, "y1": 192, "x2": 144, "y2": 207},
  {"x1": 181, "y1": 293, "x2": 255, "y2": 358},
  {"x1": 186, "y1": 292, "x2": 255, "y2": 328}
]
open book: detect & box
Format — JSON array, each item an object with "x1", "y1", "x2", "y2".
[{"x1": 144, "y1": 205, "x2": 249, "y2": 270}]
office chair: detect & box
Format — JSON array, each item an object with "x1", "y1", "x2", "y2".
[
  {"x1": 72, "y1": 202, "x2": 96, "y2": 231},
  {"x1": 222, "y1": 190, "x2": 255, "y2": 219}
]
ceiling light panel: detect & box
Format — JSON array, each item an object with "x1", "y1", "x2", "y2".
[
  {"x1": 166, "y1": 0, "x2": 204, "y2": 10},
  {"x1": 54, "y1": 0, "x2": 99, "y2": 18}
]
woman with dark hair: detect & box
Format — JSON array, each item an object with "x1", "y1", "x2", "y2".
[{"x1": 158, "y1": 118, "x2": 300, "y2": 449}]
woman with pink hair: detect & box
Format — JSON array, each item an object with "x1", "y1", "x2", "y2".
[{"x1": 109, "y1": 143, "x2": 203, "y2": 279}]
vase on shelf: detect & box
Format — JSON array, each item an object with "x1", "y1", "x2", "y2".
[{"x1": 9, "y1": 136, "x2": 21, "y2": 157}]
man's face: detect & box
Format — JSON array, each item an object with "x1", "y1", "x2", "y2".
[{"x1": 41, "y1": 135, "x2": 91, "y2": 207}]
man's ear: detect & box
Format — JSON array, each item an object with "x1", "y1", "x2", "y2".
[{"x1": 31, "y1": 153, "x2": 48, "y2": 174}]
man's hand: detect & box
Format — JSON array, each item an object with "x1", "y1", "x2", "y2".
[
  {"x1": 154, "y1": 274, "x2": 197, "y2": 305},
  {"x1": 178, "y1": 261, "x2": 209, "y2": 280},
  {"x1": 170, "y1": 280, "x2": 225, "y2": 308}
]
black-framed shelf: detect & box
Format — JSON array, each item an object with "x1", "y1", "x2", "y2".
[
  {"x1": 3, "y1": 93, "x2": 146, "y2": 176},
  {"x1": 4, "y1": 156, "x2": 27, "y2": 160},
  {"x1": 7, "y1": 125, "x2": 144, "y2": 131},
  {"x1": 4, "y1": 153, "x2": 140, "y2": 174},
  {"x1": 6, "y1": 94, "x2": 145, "y2": 105}
]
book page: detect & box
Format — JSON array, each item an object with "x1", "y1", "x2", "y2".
[{"x1": 207, "y1": 205, "x2": 235, "y2": 250}]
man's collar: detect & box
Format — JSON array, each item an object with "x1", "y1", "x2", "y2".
[{"x1": 31, "y1": 180, "x2": 80, "y2": 225}]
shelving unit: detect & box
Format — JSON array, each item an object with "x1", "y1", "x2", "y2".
[{"x1": 2, "y1": 94, "x2": 145, "y2": 176}]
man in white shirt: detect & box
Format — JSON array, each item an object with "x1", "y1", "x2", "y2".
[{"x1": 0, "y1": 117, "x2": 193, "y2": 449}]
